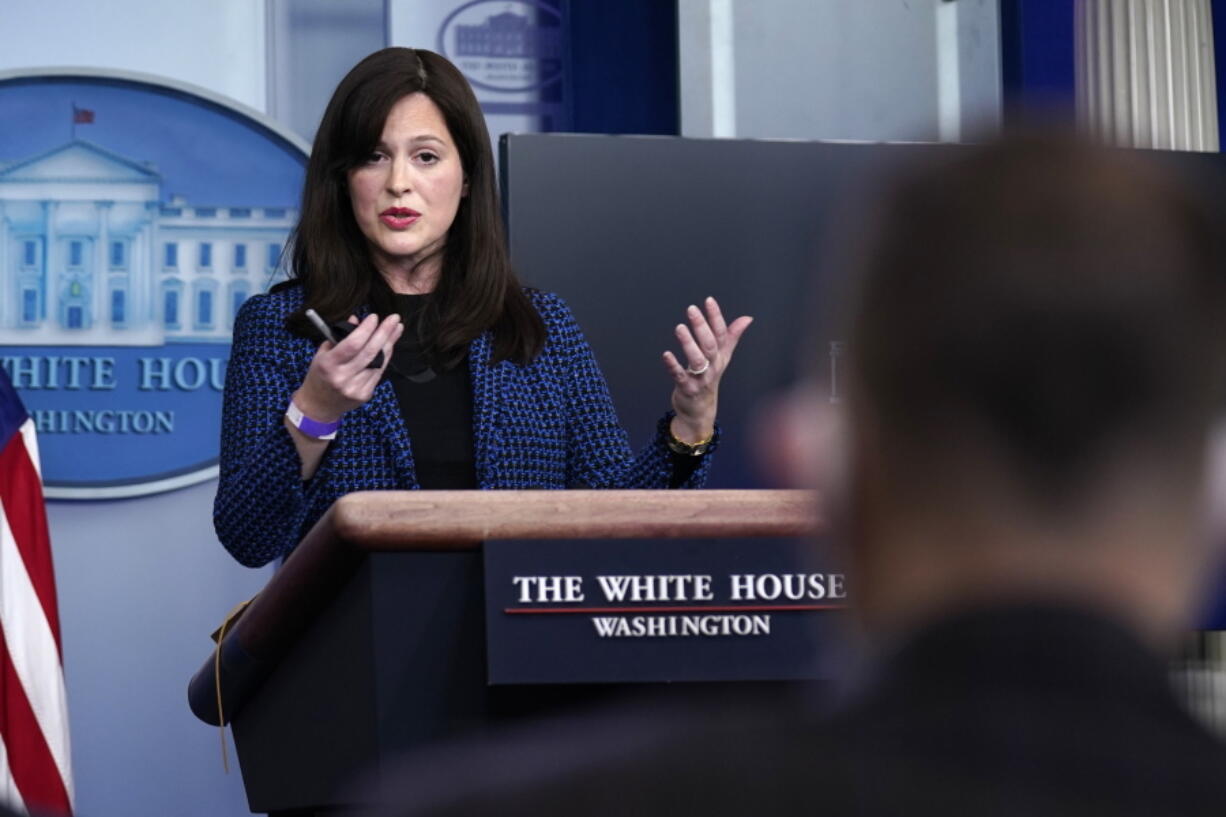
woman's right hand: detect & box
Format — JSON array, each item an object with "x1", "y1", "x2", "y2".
[{"x1": 291, "y1": 312, "x2": 404, "y2": 423}]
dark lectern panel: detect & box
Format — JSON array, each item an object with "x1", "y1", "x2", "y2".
[
  {"x1": 500, "y1": 133, "x2": 952, "y2": 487},
  {"x1": 231, "y1": 554, "x2": 491, "y2": 813},
  {"x1": 232, "y1": 558, "x2": 380, "y2": 812}
]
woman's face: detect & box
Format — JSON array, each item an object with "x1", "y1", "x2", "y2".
[{"x1": 347, "y1": 92, "x2": 466, "y2": 288}]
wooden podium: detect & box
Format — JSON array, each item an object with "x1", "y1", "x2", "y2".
[{"x1": 189, "y1": 490, "x2": 820, "y2": 814}]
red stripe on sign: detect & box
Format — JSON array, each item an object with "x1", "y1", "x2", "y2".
[
  {"x1": 0, "y1": 626, "x2": 72, "y2": 815},
  {"x1": 505, "y1": 604, "x2": 847, "y2": 615},
  {"x1": 0, "y1": 431, "x2": 62, "y2": 650}
]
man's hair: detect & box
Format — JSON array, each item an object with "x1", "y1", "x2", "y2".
[{"x1": 848, "y1": 134, "x2": 1226, "y2": 504}]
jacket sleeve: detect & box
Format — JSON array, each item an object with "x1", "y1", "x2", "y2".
[
  {"x1": 539, "y1": 292, "x2": 718, "y2": 490},
  {"x1": 212, "y1": 295, "x2": 337, "y2": 567}
]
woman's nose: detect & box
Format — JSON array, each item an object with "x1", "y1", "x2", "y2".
[{"x1": 387, "y1": 156, "x2": 412, "y2": 196}]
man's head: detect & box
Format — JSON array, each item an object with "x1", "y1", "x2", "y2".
[{"x1": 836, "y1": 135, "x2": 1226, "y2": 646}]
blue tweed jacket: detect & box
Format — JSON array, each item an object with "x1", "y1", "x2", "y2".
[{"x1": 213, "y1": 286, "x2": 717, "y2": 567}]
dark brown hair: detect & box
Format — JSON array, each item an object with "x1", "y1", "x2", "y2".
[
  {"x1": 848, "y1": 134, "x2": 1226, "y2": 502},
  {"x1": 280, "y1": 47, "x2": 545, "y2": 366}
]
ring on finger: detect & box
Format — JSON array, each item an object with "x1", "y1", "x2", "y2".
[{"x1": 685, "y1": 359, "x2": 710, "y2": 376}]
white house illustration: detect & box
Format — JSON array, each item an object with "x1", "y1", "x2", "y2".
[
  {"x1": 0, "y1": 140, "x2": 295, "y2": 346},
  {"x1": 456, "y1": 9, "x2": 562, "y2": 60}
]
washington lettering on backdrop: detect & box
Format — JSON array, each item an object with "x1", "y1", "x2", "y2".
[{"x1": 0, "y1": 353, "x2": 228, "y2": 435}]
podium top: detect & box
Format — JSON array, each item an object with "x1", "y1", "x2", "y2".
[{"x1": 334, "y1": 489, "x2": 821, "y2": 549}]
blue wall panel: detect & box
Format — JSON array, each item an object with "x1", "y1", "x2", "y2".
[
  {"x1": 1000, "y1": 0, "x2": 1076, "y2": 120},
  {"x1": 561, "y1": 0, "x2": 679, "y2": 135}
]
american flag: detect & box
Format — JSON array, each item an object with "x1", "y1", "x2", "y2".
[{"x1": 0, "y1": 370, "x2": 73, "y2": 815}]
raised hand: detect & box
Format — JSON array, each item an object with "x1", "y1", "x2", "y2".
[{"x1": 661, "y1": 296, "x2": 753, "y2": 443}]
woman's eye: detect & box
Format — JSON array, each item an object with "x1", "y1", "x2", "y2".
[
  {"x1": 417, "y1": 151, "x2": 439, "y2": 165},
  {"x1": 365, "y1": 152, "x2": 387, "y2": 164}
]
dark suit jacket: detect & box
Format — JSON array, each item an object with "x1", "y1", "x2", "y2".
[{"x1": 362, "y1": 605, "x2": 1226, "y2": 817}]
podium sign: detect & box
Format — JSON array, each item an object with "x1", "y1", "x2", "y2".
[{"x1": 484, "y1": 537, "x2": 848, "y2": 685}]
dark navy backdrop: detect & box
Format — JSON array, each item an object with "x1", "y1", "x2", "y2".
[{"x1": 560, "y1": 0, "x2": 679, "y2": 135}]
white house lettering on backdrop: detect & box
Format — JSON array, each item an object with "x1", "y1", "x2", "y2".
[{"x1": 507, "y1": 572, "x2": 848, "y2": 640}]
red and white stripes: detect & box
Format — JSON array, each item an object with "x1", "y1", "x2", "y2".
[{"x1": 0, "y1": 419, "x2": 73, "y2": 815}]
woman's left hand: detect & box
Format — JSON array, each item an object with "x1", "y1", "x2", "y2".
[{"x1": 662, "y1": 296, "x2": 753, "y2": 443}]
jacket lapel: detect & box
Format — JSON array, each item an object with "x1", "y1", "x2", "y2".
[
  {"x1": 469, "y1": 331, "x2": 505, "y2": 488},
  {"x1": 368, "y1": 379, "x2": 418, "y2": 488}
]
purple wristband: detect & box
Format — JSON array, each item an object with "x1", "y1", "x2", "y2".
[{"x1": 285, "y1": 401, "x2": 340, "y2": 440}]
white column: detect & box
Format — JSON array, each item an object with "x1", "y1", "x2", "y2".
[
  {"x1": 936, "y1": 0, "x2": 961, "y2": 142},
  {"x1": 0, "y1": 206, "x2": 10, "y2": 328},
  {"x1": 44, "y1": 201, "x2": 58, "y2": 327},
  {"x1": 1076, "y1": 0, "x2": 1219, "y2": 151},
  {"x1": 708, "y1": 0, "x2": 737, "y2": 138},
  {"x1": 96, "y1": 201, "x2": 111, "y2": 329},
  {"x1": 147, "y1": 202, "x2": 160, "y2": 327},
  {"x1": 133, "y1": 222, "x2": 148, "y2": 329}
]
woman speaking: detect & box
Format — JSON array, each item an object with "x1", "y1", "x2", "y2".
[{"x1": 213, "y1": 48, "x2": 751, "y2": 568}]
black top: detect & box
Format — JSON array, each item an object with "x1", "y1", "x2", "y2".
[
  {"x1": 385, "y1": 294, "x2": 701, "y2": 490},
  {"x1": 387, "y1": 295, "x2": 477, "y2": 489}
]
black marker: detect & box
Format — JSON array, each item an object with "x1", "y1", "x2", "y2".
[{"x1": 305, "y1": 308, "x2": 384, "y2": 369}]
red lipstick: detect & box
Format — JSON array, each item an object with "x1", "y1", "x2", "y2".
[{"x1": 379, "y1": 207, "x2": 420, "y2": 229}]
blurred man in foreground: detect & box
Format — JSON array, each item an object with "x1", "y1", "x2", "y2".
[{"x1": 364, "y1": 135, "x2": 1226, "y2": 816}]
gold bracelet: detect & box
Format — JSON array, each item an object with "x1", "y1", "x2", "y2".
[{"x1": 666, "y1": 428, "x2": 714, "y2": 457}]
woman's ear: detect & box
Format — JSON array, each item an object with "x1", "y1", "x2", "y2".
[{"x1": 462, "y1": 178, "x2": 470, "y2": 197}]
